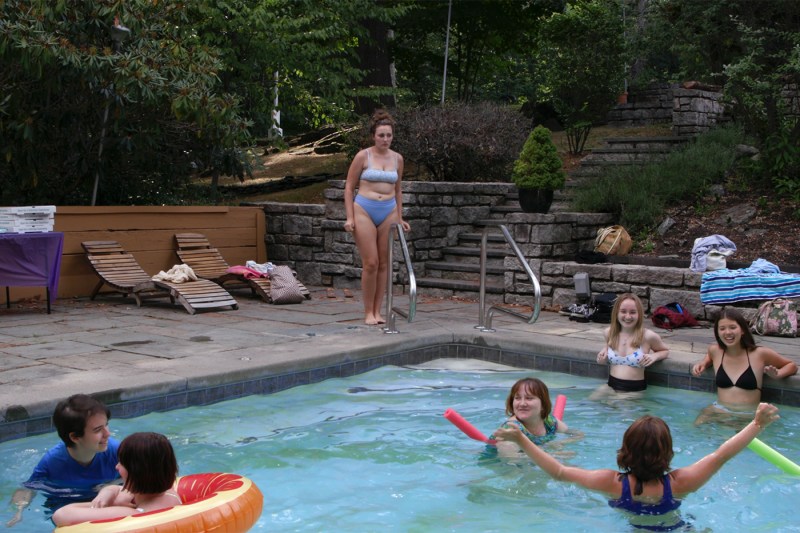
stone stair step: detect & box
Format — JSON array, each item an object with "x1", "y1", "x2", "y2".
[
  {"x1": 549, "y1": 200, "x2": 572, "y2": 212},
  {"x1": 459, "y1": 232, "x2": 508, "y2": 244},
  {"x1": 415, "y1": 277, "x2": 505, "y2": 293},
  {"x1": 602, "y1": 136, "x2": 688, "y2": 150},
  {"x1": 490, "y1": 204, "x2": 522, "y2": 214},
  {"x1": 441, "y1": 245, "x2": 507, "y2": 258},
  {"x1": 425, "y1": 261, "x2": 505, "y2": 275},
  {"x1": 590, "y1": 146, "x2": 674, "y2": 154},
  {"x1": 584, "y1": 151, "x2": 671, "y2": 163}
]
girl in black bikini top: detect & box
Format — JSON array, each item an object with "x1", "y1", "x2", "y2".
[{"x1": 715, "y1": 349, "x2": 759, "y2": 390}]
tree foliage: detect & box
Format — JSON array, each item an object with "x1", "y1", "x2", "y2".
[
  {"x1": 633, "y1": 0, "x2": 800, "y2": 196},
  {"x1": 386, "y1": 103, "x2": 529, "y2": 182},
  {"x1": 0, "y1": 0, "x2": 252, "y2": 205},
  {"x1": 0, "y1": 0, "x2": 408, "y2": 205},
  {"x1": 391, "y1": 0, "x2": 565, "y2": 105},
  {"x1": 534, "y1": 0, "x2": 626, "y2": 154}
]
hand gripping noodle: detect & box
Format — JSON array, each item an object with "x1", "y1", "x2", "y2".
[
  {"x1": 444, "y1": 409, "x2": 496, "y2": 445},
  {"x1": 747, "y1": 438, "x2": 800, "y2": 476},
  {"x1": 553, "y1": 394, "x2": 567, "y2": 421}
]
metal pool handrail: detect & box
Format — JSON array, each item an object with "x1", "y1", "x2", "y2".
[
  {"x1": 383, "y1": 224, "x2": 417, "y2": 334},
  {"x1": 476, "y1": 223, "x2": 541, "y2": 333}
]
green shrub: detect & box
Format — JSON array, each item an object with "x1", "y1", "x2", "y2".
[
  {"x1": 512, "y1": 126, "x2": 566, "y2": 190},
  {"x1": 572, "y1": 124, "x2": 745, "y2": 232},
  {"x1": 344, "y1": 103, "x2": 528, "y2": 182}
]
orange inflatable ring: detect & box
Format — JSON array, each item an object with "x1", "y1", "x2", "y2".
[{"x1": 53, "y1": 473, "x2": 263, "y2": 533}]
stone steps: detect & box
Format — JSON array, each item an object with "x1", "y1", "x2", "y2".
[
  {"x1": 414, "y1": 277, "x2": 505, "y2": 294},
  {"x1": 415, "y1": 137, "x2": 688, "y2": 299},
  {"x1": 553, "y1": 135, "x2": 691, "y2": 207}
]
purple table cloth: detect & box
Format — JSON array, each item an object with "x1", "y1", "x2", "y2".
[{"x1": 0, "y1": 232, "x2": 64, "y2": 303}]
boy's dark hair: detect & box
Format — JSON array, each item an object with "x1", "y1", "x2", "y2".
[
  {"x1": 119, "y1": 432, "x2": 178, "y2": 494},
  {"x1": 53, "y1": 394, "x2": 111, "y2": 448}
]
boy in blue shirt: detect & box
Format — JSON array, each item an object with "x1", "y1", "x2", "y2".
[{"x1": 7, "y1": 394, "x2": 120, "y2": 527}]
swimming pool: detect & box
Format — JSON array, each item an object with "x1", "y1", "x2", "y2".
[{"x1": 2, "y1": 360, "x2": 799, "y2": 532}]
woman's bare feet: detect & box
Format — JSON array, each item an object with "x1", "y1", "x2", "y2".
[{"x1": 365, "y1": 314, "x2": 380, "y2": 325}]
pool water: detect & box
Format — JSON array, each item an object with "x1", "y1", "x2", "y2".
[{"x1": 2, "y1": 360, "x2": 799, "y2": 532}]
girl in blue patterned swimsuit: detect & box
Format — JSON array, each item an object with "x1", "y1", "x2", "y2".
[
  {"x1": 485, "y1": 377, "x2": 570, "y2": 458},
  {"x1": 592, "y1": 293, "x2": 670, "y2": 399}
]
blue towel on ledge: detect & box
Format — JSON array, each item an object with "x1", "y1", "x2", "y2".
[{"x1": 700, "y1": 259, "x2": 800, "y2": 304}]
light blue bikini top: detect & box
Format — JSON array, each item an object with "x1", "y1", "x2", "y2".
[
  {"x1": 360, "y1": 149, "x2": 398, "y2": 184},
  {"x1": 607, "y1": 346, "x2": 645, "y2": 367}
]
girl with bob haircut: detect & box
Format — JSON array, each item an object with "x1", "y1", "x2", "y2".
[
  {"x1": 485, "y1": 377, "x2": 574, "y2": 458},
  {"x1": 593, "y1": 293, "x2": 669, "y2": 398},
  {"x1": 52, "y1": 432, "x2": 181, "y2": 527},
  {"x1": 343, "y1": 109, "x2": 410, "y2": 325},
  {"x1": 692, "y1": 307, "x2": 796, "y2": 423},
  {"x1": 495, "y1": 403, "x2": 780, "y2": 531}
]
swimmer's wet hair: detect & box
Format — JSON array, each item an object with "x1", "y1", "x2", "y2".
[
  {"x1": 119, "y1": 432, "x2": 178, "y2": 494},
  {"x1": 617, "y1": 415, "x2": 674, "y2": 495}
]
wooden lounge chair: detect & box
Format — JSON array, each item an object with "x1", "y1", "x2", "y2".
[
  {"x1": 82, "y1": 241, "x2": 238, "y2": 314},
  {"x1": 174, "y1": 233, "x2": 311, "y2": 303}
]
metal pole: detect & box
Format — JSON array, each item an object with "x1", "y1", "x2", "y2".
[
  {"x1": 90, "y1": 96, "x2": 111, "y2": 206},
  {"x1": 440, "y1": 0, "x2": 452, "y2": 106}
]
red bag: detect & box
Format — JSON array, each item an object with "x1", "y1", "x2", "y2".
[{"x1": 651, "y1": 302, "x2": 698, "y2": 330}]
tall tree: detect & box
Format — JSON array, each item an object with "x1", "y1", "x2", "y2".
[
  {"x1": 391, "y1": 0, "x2": 565, "y2": 105},
  {"x1": 0, "y1": 0, "x2": 251, "y2": 205},
  {"x1": 535, "y1": 0, "x2": 626, "y2": 154}
]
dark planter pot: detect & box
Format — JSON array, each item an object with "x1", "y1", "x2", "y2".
[{"x1": 517, "y1": 188, "x2": 554, "y2": 213}]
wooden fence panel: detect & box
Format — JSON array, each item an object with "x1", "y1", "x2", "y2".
[{"x1": 0, "y1": 206, "x2": 266, "y2": 303}]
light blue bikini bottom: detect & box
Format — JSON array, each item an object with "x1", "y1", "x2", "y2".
[{"x1": 355, "y1": 195, "x2": 396, "y2": 226}]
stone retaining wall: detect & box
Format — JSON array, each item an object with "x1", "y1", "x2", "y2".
[
  {"x1": 261, "y1": 190, "x2": 765, "y2": 319},
  {"x1": 606, "y1": 83, "x2": 675, "y2": 127},
  {"x1": 261, "y1": 181, "x2": 612, "y2": 289},
  {"x1": 671, "y1": 87, "x2": 729, "y2": 136},
  {"x1": 519, "y1": 260, "x2": 709, "y2": 316}
]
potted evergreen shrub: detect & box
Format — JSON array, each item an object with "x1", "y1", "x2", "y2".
[{"x1": 511, "y1": 125, "x2": 566, "y2": 213}]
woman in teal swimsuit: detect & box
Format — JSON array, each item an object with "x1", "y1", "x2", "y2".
[
  {"x1": 344, "y1": 109, "x2": 410, "y2": 325},
  {"x1": 485, "y1": 377, "x2": 571, "y2": 459},
  {"x1": 495, "y1": 403, "x2": 780, "y2": 531}
]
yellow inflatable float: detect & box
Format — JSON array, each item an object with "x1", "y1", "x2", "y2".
[{"x1": 54, "y1": 473, "x2": 263, "y2": 533}]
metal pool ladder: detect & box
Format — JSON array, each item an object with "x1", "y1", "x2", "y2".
[
  {"x1": 383, "y1": 224, "x2": 417, "y2": 334},
  {"x1": 475, "y1": 223, "x2": 541, "y2": 333}
]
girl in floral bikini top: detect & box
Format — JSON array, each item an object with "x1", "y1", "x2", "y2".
[{"x1": 594, "y1": 293, "x2": 670, "y2": 397}]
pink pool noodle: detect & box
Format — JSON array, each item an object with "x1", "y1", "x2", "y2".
[
  {"x1": 444, "y1": 408, "x2": 496, "y2": 444},
  {"x1": 553, "y1": 394, "x2": 567, "y2": 421}
]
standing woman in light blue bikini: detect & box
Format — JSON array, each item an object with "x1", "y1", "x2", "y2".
[{"x1": 344, "y1": 109, "x2": 410, "y2": 325}]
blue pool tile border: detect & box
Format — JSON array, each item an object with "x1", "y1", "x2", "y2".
[{"x1": 1, "y1": 342, "x2": 796, "y2": 443}]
